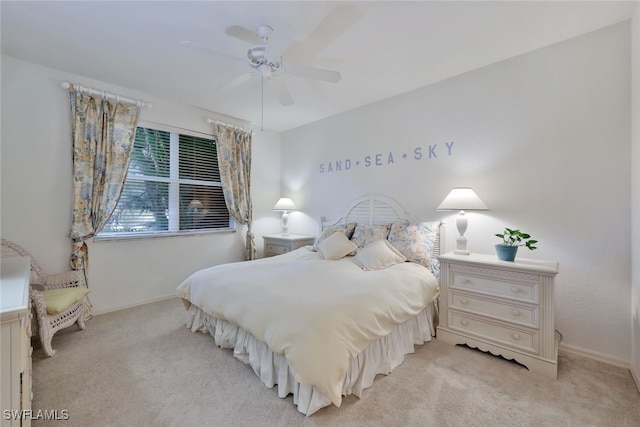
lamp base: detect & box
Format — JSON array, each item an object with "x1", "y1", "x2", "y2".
[
  {"x1": 454, "y1": 237, "x2": 470, "y2": 255},
  {"x1": 281, "y1": 211, "x2": 289, "y2": 235}
]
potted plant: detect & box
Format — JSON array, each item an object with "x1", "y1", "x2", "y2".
[{"x1": 494, "y1": 228, "x2": 538, "y2": 261}]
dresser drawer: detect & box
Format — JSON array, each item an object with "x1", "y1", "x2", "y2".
[
  {"x1": 449, "y1": 312, "x2": 540, "y2": 354},
  {"x1": 266, "y1": 243, "x2": 290, "y2": 255},
  {"x1": 449, "y1": 290, "x2": 538, "y2": 327},
  {"x1": 451, "y1": 271, "x2": 538, "y2": 303}
]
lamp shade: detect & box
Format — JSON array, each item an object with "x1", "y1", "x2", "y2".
[
  {"x1": 437, "y1": 188, "x2": 488, "y2": 211},
  {"x1": 272, "y1": 197, "x2": 297, "y2": 211}
]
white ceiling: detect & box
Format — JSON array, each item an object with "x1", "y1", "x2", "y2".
[{"x1": 1, "y1": 1, "x2": 636, "y2": 132}]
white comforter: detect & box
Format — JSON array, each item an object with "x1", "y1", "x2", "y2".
[{"x1": 176, "y1": 247, "x2": 439, "y2": 407}]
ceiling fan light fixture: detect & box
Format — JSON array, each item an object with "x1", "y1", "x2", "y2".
[
  {"x1": 257, "y1": 63, "x2": 272, "y2": 78},
  {"x1": 247, "y1": 45, "x2": 266, "y2": 65}
]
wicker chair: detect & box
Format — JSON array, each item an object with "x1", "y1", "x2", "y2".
[{"x1": 1, "y1": 239, "x2": 89, "y2": 356}]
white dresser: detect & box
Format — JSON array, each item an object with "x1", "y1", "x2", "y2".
[
  {"x1": 437, "y1": 252, "x2": 559, "y2": 379},
  {"x1": 262, "y1": 234, "x2": 315, "y2": 257},
  {"x1": 1, "y1": 257, "x2": 33, "y2": 426}
]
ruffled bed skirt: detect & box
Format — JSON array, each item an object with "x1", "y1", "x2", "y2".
[{"x1": 185, "y1": 302, "x2": 437, "y2": 416}]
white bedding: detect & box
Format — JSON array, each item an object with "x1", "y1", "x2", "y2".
[{"x1": 176, "y1": 246, "x2": 439, "y2": 408}]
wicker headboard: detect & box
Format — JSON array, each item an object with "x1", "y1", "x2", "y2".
[{"x1": 320, "y1": 194, "x2": 447, "y2": 256}]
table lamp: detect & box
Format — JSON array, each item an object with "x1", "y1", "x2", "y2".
[
  {"x1": 437, "y1": 187, "x2": 488, "y2": 255},
  {"x1": 272, "y1": 197, "x2": 297, "y2": 235}
]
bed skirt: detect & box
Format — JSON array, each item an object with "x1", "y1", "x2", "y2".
[{"x1": 185, "y1": 302, "x2": 436, "y2": 416}]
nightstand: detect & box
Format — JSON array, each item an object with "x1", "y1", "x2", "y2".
[
  {"x1": 262, "y1": 234, "x2": 315, "y2": 257},
  {"x1": 437, "y1": 252, "x2": 559, "y2": 379}
]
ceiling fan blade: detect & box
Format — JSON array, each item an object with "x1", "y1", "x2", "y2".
[
  {"x1": 272, "y1": 80, "x2": 294, "y2": 106},
  {"x1": 286, "y1": 65, "x2": 341, "y2": 83},
  {"x1": 219, "y1": 73, "x2": 255, "y2": 92},
  {"x1": 224, "y1": 25, "x2": 261, "y2": 45},
  {"x1": 286, "y1": 4, "x2": 363, "y2": 59},
  {"x1": 180, "y1": 40, "x2": 246, "y2": 63}
]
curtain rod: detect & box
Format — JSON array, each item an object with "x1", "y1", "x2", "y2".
[
  {"x1": 61, "y1": 81, "x2": 152, "y2": 108},
  {"x1": 206, "y1": 118, "x2": 253, "y2": 134}
]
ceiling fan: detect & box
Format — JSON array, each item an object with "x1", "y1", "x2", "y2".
[
  {"x1": 183, "y1": 23, "x2": 342, "y2": 107},
  {"x1": 181, "y1": 5, "x2": 362, "y2": 129}
]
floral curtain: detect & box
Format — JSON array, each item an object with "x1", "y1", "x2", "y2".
[
  {"x1": 214, "y1": 124, "x2": 256, "y2": 260},
  {"x1": 68, "y1": 85, "x2": 140, "y2": 272}
]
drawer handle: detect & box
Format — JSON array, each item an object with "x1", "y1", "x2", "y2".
[
  {"x1": 511, "y1": 286, "x2": 521, "y2": 294},
  {"x1": 511, "y1": 333, "x2": 521, "y2": 341},
  {"x1": 460, "y1": 319, "x2": 469, "y2": 326},
  {"x1": 511, "y1": 309, "x2": 521, "y2": 317},
  {"x1": 460, "y1": 298, "x2": 469, "y2": 305},
  {"x1": 461, "y1": 278, "x2": 471, "y2": 284}
]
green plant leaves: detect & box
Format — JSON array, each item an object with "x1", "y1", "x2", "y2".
[{"x1": 496, "y1": 228, "x2": 537, "y2": 250}]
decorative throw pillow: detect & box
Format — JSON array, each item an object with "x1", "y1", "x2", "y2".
[
  {"x1": 354, "y1": 239, "x2": 407, "y2": 271},
  {"x1": 350, "y1": 224, "x2": 392, "y2": 250},
  {"x1": 387, "y1": 222, "x2": 440, "y2": 271},
  {"x1": 312, "y1": 222, "x2": 357, "y2": 251},
  {"x1": 41, "y1": 287, "x2": 91, "y2": 315},
  {"x1": 317, "y1": 231, "x2": 358, "y2": 261}
]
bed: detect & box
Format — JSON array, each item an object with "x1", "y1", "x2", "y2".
[{"x1": 176, "y1": 195, "x2": 446, "y2": 415}]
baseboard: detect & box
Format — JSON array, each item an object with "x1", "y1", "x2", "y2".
[
  {"x1": 632, "y1": 364, "x2": 640, "y2": 393},
  {"x1": 559, "y1": 342, "x2": 630, "y2": 370},
  {"x1": 92, "y1": 294, "x2": 177, "y2": 316}
]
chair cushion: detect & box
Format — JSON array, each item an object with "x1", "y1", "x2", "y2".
[{"x1": 41, "y1": 288, "x2": 90, "y2": 315}]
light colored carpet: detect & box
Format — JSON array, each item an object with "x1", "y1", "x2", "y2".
[{"x1": 31, "y1": 297, "x2": 639, "y2": 426}]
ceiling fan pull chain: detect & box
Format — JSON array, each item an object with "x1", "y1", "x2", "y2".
[{"x1": 261, "y1": 75, "x2": 264, "y2": 132}]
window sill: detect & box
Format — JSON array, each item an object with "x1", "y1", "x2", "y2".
[{"x1": 93, "y1": 228, "x2": 236, "y2": 242}]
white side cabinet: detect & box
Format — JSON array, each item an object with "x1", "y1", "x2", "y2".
[
  {"x1": 437, "y1": 252, "x2": 559, "y2": 379},
  {"x1": 262, "y1": 234, "x2": 315, "y2": 258},
  {"x1": 1, "y1": 257, "x2": 32, "y2": 426}
]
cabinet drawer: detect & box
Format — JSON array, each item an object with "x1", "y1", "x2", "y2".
[
  {"x1": 449, "y1": 291, "x2": 538, "y2": 327},
  {"x1": 449, "y1": 312, "x2": 539, "y2": 354},
  {"x1": 266, "y1": 243, "x2": 290, "y2": 255},
  {"x1": 451, "y1": 272, "x2": 538, "y2": 303}
]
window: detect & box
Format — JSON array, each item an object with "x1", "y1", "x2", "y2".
[{"x1": 97, "y1": 123, "x2": 234, "y2": 239}]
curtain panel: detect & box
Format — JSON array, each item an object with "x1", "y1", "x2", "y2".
[
  {"x1": 68, "y1": 86, "x2": 140, "y2": 273},
  {"x1": 214, "y1": 125, "x2": 256, "y2": 260}
]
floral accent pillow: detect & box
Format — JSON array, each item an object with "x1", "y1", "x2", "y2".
[
  {"x1": 350, "y1": 224, "x2": 392, "y2": 250},
  {"x1": 387, "y1": 222, "x2": 440, "y2": 274},
  {"x1": 312, "y1": 222, "x2": 357, "y2": 251}
]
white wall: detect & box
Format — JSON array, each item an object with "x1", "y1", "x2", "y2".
[
  {"x1": 1, "y1": 56, "x2": 282, "y2": 314},
  {"x1": 631, "y1": 2, "x2": 640, "y2": 388},
  {"x1": 282, "y1": 23, "x2": 632, "y2": 364}
]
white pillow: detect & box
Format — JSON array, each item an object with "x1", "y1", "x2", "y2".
[
  {"x1": 317, "y1": 231, "x2": 358, "y2": 261},
  {"x1": 354, "y1": 239, "x2": 407, "y2": 271},
  {"x1": 312, "y1": 222, "x2": 357, "y2": 251}
]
